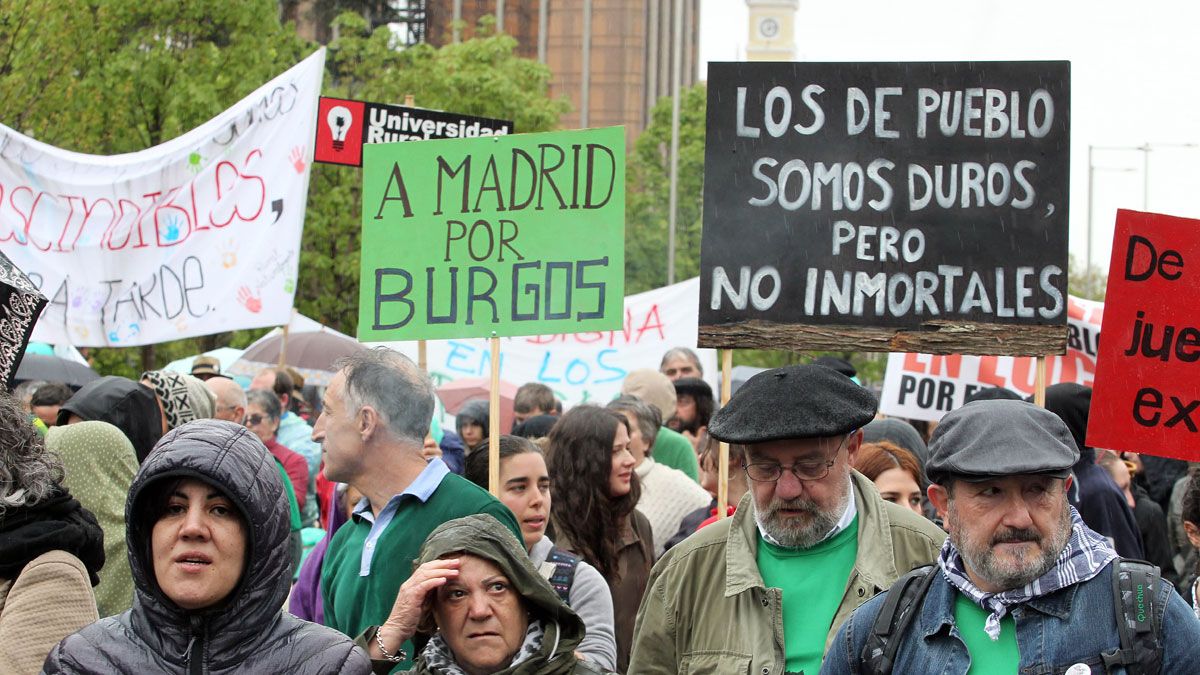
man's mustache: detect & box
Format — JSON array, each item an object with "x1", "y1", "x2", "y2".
[{"x1": 992, "y1": 528, "x2": 1041, "y2": 545}]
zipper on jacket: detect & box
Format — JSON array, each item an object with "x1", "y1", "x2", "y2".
[{"x1": 185, "y1": 616, "x2": 206, "y2": 675}]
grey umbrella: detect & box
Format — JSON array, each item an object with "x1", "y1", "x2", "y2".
[{"x1": 15, "y1": 353, "x2": 99, "y2": 388}]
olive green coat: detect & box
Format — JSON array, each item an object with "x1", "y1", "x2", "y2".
[{"x1": 629, "y1": 470, "x2": 946, "y2": 674}]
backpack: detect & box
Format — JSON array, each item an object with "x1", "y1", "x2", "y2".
[
  {"x1": 859, "y1": 559, "x2": 1164, "y2": 675},
  {"x1": 545, "y1": 546, "x2": 581, "y2": 605}
]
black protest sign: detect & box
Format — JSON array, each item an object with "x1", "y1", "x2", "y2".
[{"x1": 698, "y1": 61, "x2": 1070, "y2": 356}]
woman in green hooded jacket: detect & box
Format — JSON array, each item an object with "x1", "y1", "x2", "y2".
[
  {"x1": 360, "y1": 514, "x2": 612, "y2": 675},
  {"x1": 47, "y1": 421, "x2": 138, "y2": 618}
]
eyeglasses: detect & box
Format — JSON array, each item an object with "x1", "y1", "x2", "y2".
[
  {"x1": 244, "y1": 414, "x2": 266, "y2": 426},
  {"x1": 742, "y1": 435, "x2": 850, "y2": 483}
]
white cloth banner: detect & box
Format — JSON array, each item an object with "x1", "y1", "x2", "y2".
[
  {"x1": 0, "y1": 50, "x2": 326, "y2": 347},
  {"x1": 376, "y1": 277, "x2": 720, "y2": 408},
  {"x1": 880, "y1": 295, "x2": 1105, "y2": 421}
]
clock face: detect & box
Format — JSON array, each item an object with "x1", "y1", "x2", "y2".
[{"x1": 759, "y1": 17, "x2": 780, "y2": 39}]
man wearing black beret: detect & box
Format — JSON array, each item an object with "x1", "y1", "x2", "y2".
[
  {"x1": 822, "y1": 399, "x2": 1200, "y2": 674},
  {"x1": 630, "y1": 365, "x2": 945, "y2": 675}
]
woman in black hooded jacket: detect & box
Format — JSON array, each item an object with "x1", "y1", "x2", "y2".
[{"x1": 42, "y1": 419, "x2": 369, "y2": 674}]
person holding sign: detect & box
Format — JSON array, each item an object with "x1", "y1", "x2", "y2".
[
  {"x1": 821, "y1": 399, "x2": 1200, "y2": 675},
  {"x1": 630, "y1": 365, "x2": 945, "y2": 675}
]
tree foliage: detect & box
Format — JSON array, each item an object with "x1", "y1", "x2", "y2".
[
  {"x1": 0, "y1": 4, "x2": 567, "y2": 375},
  {"x1": 625, "y1": 83, "x2": 706, "y2": 294}
]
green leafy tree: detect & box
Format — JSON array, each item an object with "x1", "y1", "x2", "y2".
[
  {"x1": 625, "y1": 83, "x2": 706, "y2": 294},
  {"x1": 0, "y1": 5, "x2": 567, "y2": 374}
]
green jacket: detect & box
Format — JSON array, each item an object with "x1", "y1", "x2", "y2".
[
  {"x1": 362, "y1": 514, "x2": 611, "y2": 675},
  {"x1": 629, "y1": 470, "x2": 946, "y2": 674}
]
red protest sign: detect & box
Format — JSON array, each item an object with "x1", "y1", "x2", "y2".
[{"x1": 1087, "y1": 209, "x2": 1200, "y2": 460}]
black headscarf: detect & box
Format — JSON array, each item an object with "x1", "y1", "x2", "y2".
[
  {"x1": 0, "y1": 487, "x2": 105, "y2": 585},
  {"x1": 57, "y1": 376, "x2": 163, "y2": 462}
]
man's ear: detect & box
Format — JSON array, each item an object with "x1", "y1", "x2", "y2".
[
  {"x1": 845, "y1": 429, "x2": 864, "y2": 463},
  {"x1": 357, "y1": 405, "x2": 382, "y2": 441},
  {"x1": 1184, "y1": 521, "x2": 1200, "y2": 551},
  {"x1": 280, "y1": 393, "x2": 291, "y2": 411},
  {"x1": 927, "y1": 483, "x2": 952, "y2": 520}
]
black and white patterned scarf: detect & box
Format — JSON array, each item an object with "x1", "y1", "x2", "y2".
[
  {"x1": 420, "y1": 618, "x2": 545, "y2": 673},
  {"x1": 938, "y1": 506, "x2": 1117, "y2": 640},
  {"x1": 141, "y1": 370, "x2": 194, "y2": 431}
]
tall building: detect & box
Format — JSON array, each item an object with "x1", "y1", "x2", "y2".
[
  {"x1": 424, "y1": 1, "x2": 701, "y2": 146},
  {"x1": 745, "y1": 0, "x2": 797, "y2": 61}
]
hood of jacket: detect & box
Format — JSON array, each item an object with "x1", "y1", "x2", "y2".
[
  {"x1": 414, "y1": 514, "x2": 586, "y2": 673},
  {"x1": 124, "y1": 418, "x2": 292, "y2": 668},
  {"x1": 1044, "y1": 382, "x2": 1095, "y2": 467},
  {"x1": 58, "y1": 375, "x2": 163, "y2": 462}
]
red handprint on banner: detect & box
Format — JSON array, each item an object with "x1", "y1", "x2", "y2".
[
  {"x1": 290, "y1": 146, "x2": 307, "y2": 174},
  {"x1": 237, "y1": 286, "x2": 263, "y2": 313}
]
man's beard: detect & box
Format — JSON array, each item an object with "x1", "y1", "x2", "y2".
[
  {"x1": 667, "y1": 414, "x2": 700, "y2": 435},
  {"x1": 753, "y1": 476, "x2": 850, "y2": 549},
  {"x1": 947, "y1": 502, "x2": 1071, "y2": 591}
]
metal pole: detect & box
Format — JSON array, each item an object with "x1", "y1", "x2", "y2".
[
  {"x1": 580, "y1": 0, "x2": 592, "y2": 128},
  {"x1": 496, "y1": 0, "x2": 505, "y2": 33},
  {"x1": 666, "y1": 0, "x2": 683, "y2": 285},
  {"x1": 538, "y1": 0, "x2": 548, "y2": 64},
  {"x1": 452, "y1": 0, "x2": 462, "y2": 42},
  {"x1": 647, "y1": 0, "x2": 659, "y2": 123},
  {"x1": 1086, "y1": 145, "x2": 1094, "y2": 276}
]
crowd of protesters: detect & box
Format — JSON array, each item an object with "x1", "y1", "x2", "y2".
[{"x1": 3, "y1": 347, "x2": 1200, "y2": 674}]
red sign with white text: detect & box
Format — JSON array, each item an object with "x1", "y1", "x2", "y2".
[{"x1": 1087, "y1": 209, "x2": 1200, "y2": 460}]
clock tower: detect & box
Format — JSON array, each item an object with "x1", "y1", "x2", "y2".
[{"x1": 746, "y1": 0, "x2": 798, "y2": 61}]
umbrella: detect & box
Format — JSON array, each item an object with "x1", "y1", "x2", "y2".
[
  {"x1": 436, "y1": 377, "x2": 519, "y2": 436},
  {"x1": 0, "y1": 250, "x2": 48, "y2": 388},
  {"x1": 228, "y1": 330, "x2": 367, "y2": 386},
  {"x1": 15, "y1": 353, "x2": 99, "y2": 388}
]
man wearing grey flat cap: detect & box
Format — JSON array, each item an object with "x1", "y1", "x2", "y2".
[
  {"x1": 822, "y1": 399, "x2": 1200, "y2": 675},
  {"x1": 630, "y1": 365, "x2": 945, "y2": 675}
]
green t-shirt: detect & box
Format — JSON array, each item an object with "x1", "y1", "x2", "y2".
[
  {"x1": 954, "y1": 594, "x2": 1020, "y2": 674},
  {"x1": 321, "y1": 472, "x2": 521, "y2": 670},
  {"x1": 757, "y1": 517, "x2": 859, "y2": 675},
  {"x1": 652, "y1": 426, "x2": 700, "y2": 481}
]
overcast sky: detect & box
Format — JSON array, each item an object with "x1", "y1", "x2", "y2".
[{"x1": 698, "y1": 0, "x2": 1200, "y2": 274}]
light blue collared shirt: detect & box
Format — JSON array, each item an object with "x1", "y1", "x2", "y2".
[{"x1": 351, "y1": 457, "x2": 450, "y2": 576}]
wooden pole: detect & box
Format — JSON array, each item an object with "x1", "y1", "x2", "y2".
[
  {"x1": 277, "y1": 313, "x2": 292, "y2": 368},
  {"x1": 717, "y1": 348, "x2": 733, "y2": 519},
  {"x1": 402, "y1": 93, "x2": 427, "y2": 373},
  {"x1": 488, "y1": 333, "x2": 501, "y2": 497},
  {"x1": 1033, "y1": 355, "x2": 1047, "y2": 407}
]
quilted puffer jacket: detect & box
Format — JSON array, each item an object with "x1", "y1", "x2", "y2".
[{"x1": 42, "y1": 419, "x2": 370, "y2": 674}]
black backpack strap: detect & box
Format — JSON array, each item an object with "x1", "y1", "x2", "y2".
[
  {"x1": 859, "y1": 564, "x2": 938, "y2": 675},
  {"x1": 545, "y1": 547, "x2": 581, "y2": 606},
  {"x1": 1101, "y1": 558, "x2": 1163, "y2": 675}
]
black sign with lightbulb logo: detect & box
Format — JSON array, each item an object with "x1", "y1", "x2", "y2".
[{"x1": 314, "y1": 96, "x2": 515, "y2": 167}]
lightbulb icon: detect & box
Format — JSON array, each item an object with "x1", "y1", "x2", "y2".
[{"x1": 327, "y1": 106, "x2": 353, "y2": 151}]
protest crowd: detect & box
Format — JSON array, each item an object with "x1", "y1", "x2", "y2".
[
  {"x1": 0, "y1": 11, "x2": 1197, "y2": 673},
  {"x1": 0, "y1": 346, "x2": 1196, "y2": 674}
]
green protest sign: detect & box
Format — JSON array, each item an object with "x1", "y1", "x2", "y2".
[{"x1": 358, "y1": 126, "x2": 625, "y2": 341}]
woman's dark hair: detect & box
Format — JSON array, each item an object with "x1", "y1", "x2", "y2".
[
  {"x1": 464, "y1": 435, "x2": 543, "y2": 490},
  {"x1": 545, "y1": 405, "x2": 638, "y2": 581},
  {"x1": 245, "y1": 389, "x2": 282, "y2": 422}
]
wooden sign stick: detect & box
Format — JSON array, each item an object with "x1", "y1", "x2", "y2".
[
  {"x1": 717, "y1": 348, "x2": 733, "y2": 519},
  {"x1": 1033, "y1": 356, "x2": 1047, "y2": 407},
  {"x1": 488, "y1": 332, "x2": 502, "y2": 497}
]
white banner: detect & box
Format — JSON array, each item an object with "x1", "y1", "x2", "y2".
[
  {"x1": 880, "y1": 295, "x2": 1104, "y2": 421},
  {"x1": 0, "y1": 50, "x2": 326, "y2": 347},
  {"x1": 376, "y1": 277, "x2": 719, "y2": 409}
]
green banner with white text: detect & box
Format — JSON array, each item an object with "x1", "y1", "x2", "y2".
[{"x1": 358, "y1": 126, "x2": 625, "y2": 341}]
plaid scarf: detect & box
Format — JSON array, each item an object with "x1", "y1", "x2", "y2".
[
  {"x1": 938, "y1": 506, "x2": 1117, "y2": 640},
  {"x1": 420, "y1": 618, "x2": 544, "y2": 673}
]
